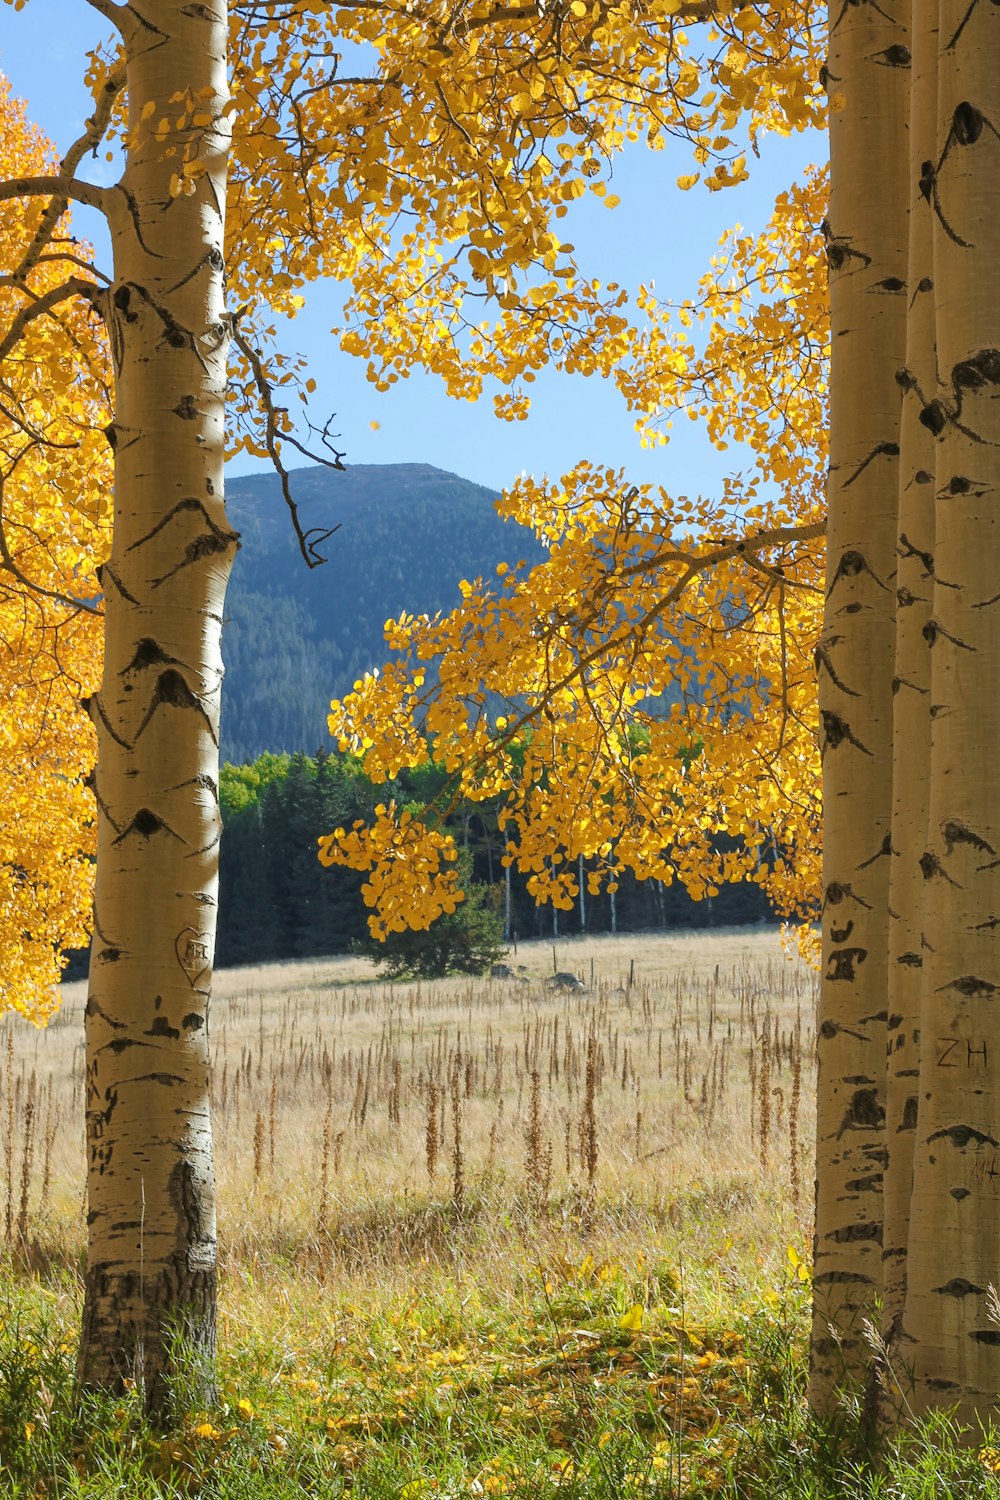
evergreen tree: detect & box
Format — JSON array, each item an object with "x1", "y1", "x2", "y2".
[{"x1": 355, "y1": 851, "x2": 506, "y2": 980}]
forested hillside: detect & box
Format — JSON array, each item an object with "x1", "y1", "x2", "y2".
[{"x1": 221, "y1": 463, "x2": 547, "y2": 763}]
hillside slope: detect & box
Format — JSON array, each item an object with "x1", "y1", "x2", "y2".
[{"x1": 221, "y1": 463, "x2": 546, "y2": 764}]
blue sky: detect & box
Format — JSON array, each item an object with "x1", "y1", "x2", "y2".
[{"x1": 1, "y1": 1, "x2": 824, "y2": 495}]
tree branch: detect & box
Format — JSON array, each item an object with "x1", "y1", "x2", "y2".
[
  {"x1": 0, "y1": 278, "x2": 104, "y2": 365},
  {"x1": 235, "y1": 0, "x2": 715, "y2": 23},
  {"x1": 0, "y1": 176, "x2": 109, "y2": 214},
  {"x1": 84, "y1": 0, "x2": 130, "y2": 27},
  {"x1": 230, "y1": 321, "x2": 345, "y2": 568},
  {"x1": 0, "y1": 478, "x2": 102, "y2": 617},
  {"x1": 12, "y1": 63, "x2": 125, "y2": 283},
  {"x1": 1, "y1": 250, "x2": 112, "y2": 286},
  {"x1": 0, "y1": 392, "x2": 80, "y2": 450},
  {"x1": 433, "y1": 516, "x2": 828, "y2": 761}
]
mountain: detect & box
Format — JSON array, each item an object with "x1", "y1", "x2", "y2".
[{"x1": 221, "y1": 463, "x2": 547, "y2": 765}]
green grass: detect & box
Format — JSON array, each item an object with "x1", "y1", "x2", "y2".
[{"x1": 3, "y1": 1249, "x2": 1000, "y2": 1498}]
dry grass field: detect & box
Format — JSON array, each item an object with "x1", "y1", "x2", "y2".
[
  {"x1": 7, "y1": 931, "x2": 999, "y2": 1496},
  {"x1": 4, "y1": 927, "x2": 816, "y2": 1321}
]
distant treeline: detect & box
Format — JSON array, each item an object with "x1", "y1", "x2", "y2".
[
  {"x1": 213, "y1": 750, "x2": 777, "y2": 969},
  {"x1": 61, "y1": 749, "x2": 778, "y2": 981}
]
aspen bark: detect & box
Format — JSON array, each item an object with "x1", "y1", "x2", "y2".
[
  {"x1": 810, "y1": 0, "x2": 909, "y2": 1409},
  {"x1": 904, "y1": 0, "x2": 1000, "y2": 1418},
  {"x1": 881, "y1": 0, "x2": 938, "y2": 1349},
  {"x1": 78, "y1": 1, "x2": 233, "y2": 1410}
]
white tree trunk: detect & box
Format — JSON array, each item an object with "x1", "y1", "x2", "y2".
[
  {"x1": 811, "y1": 0, "x2": 909, "y2": 1409},
  {"x1": 881, "y1": 0, "x2": 937, "y2": 1348},
  {"x1": 78, "y1": 0, "x2": 233, "y2": 1410},
  {"x1": 904, "y1": 0, "x2": 1000, "y2": 1417}
]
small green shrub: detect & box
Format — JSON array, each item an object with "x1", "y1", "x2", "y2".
[{"x1": 357, "y1": 851, "x2": 507, "y2": 979}]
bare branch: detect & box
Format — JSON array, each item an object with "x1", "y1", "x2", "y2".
[
  {"x1": 230, "y1": 321, "x2": 345, "y2": 568},
  {"x1": 12, "y1": 62, "x2": 124, "y2": 283}
]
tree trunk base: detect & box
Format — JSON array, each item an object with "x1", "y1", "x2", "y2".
[{"x1": 77, "y1": 1260, "x2": 217, "y2": 1417}]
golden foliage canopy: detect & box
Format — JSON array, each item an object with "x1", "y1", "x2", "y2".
[
  {"x1": 321, "y1": 167, "x2": 829, "y2": 938},
  {"x1": 222, "y1": 0, "x2": 828, "y2": 940},
  {"x1": 0, "y1": 75, "x2": 111, "y2": 1019},
  {"x1": 2, "y1": 0, "x2": 827, "y2": 982}
]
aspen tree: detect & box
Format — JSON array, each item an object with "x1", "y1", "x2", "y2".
[
  {"x1": 902, "y1": 0, "x2": 1000, "y2": 1419},
  {"x1": 320, "y1": 198, "x2": 830, "y2": 936},
  {"x1": 311, "y1": 0, "x2": 1000, "y2": 1433},
  {"x1": 69, "y1": 0, "x2": 234, "y2": 1404},
  {"x1": 0, "y1": 9, "x2": 237, "y2": 1402},
  {"x1": 810, "y1": 0, "x2": 910, "y2": 1397},
  {"x1": 881, "y1": 0, "x2": 938, "y2": 1350}
]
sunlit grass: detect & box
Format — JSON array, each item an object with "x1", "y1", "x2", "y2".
[
  {"x1": 1, "y1": 933, "x2": 999, "y2": 1494},
  {"x1": 4, "y1": 1249, "x2": 1000, "y2": 1496}
]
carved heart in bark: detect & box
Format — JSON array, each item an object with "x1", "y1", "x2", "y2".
[{"x1": 175, "y1": 927, "x2": 212, "y2": 989}]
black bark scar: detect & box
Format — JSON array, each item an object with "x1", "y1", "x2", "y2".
[
  {"x1": 821, "y1": 710, "x2": 873, "y2": 756},
  {"x1": 926, "y1": 1124, "x2": 998, "y2": 1149},
  {"x1": 111, "y1": 808, "x2": 186, "y2": 846}
]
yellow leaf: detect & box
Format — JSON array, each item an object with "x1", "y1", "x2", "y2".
[{"x1": 620, "y1": 1304, "x2": 644, "y2": 1332}]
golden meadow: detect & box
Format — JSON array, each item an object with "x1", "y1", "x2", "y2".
[
  {"x1": 0, "y1": 930, "x2": 889, "y2": 1497},
  {"x1": 7, "y1": 930, "x2": 814, "y2": 1289}
]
